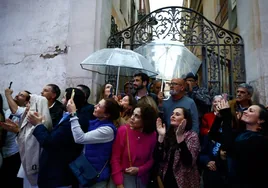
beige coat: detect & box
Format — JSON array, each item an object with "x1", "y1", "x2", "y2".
[{"x1": 17, "y1": 94, "x2": 52, "y2": 186}]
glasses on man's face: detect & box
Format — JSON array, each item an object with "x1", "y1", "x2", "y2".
[{"x1": 168, "y1": 82, "x2": 180, "y2": 86}]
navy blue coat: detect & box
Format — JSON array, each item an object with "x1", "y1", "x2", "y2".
[{"x1": 33, "y1": 111, "x2": 89, "y2": 188}]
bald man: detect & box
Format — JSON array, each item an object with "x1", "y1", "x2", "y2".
[{"x1": 158, "y1": 78, "x2": 199, "y2": 133}]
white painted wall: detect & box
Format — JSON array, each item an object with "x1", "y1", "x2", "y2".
[
  {"x1": 237, "y1": 0, "x2": 268, "y2": 104},
  {"x1": 0, "y1": 0, "x2": 112, "y2": 109}
]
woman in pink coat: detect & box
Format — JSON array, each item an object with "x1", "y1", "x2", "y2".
[{"x1": 110, "y1": 103, "x2": 158, "y2": 188}]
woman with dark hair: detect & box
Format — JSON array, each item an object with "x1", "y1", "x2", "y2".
[
  {"x1": 110, "y1": 103, "x2": 158, "y2": 188},
  {"x1": 155, "y1": 107, "x2": 200, "y2": 188},
  {"x1": 98, "y1": 83, "x2": 114, "y2": 102},
  {"x1": 210, "y1": 100, "x2": 268, "y2": 188},
  {"x1": 67, "y1": 97, "x2": 121, "y2": 187},
  {"x1": 27, "y1": 88, "x2": 89, "y2": 188},
  {"x1": 119, "y1": 94, "x2": 137, "y2": 122}
]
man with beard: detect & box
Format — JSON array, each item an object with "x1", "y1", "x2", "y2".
[
  {"x1": 0, "y1": 88, "x2": 31, "y2": 188},
  {"x1": 229, "y1": 83, "x2": 254, "y2": 130},
  {"x1": 158, "y1": 78, "x2": 199, "y2": 133},
  {"x1": 132, "y1": 72, "x2": 158, "y2": 104}
]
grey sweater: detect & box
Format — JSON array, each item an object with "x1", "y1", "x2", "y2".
[{"x1": 160, "y1": 95, "x2": 199, "y2": 133}]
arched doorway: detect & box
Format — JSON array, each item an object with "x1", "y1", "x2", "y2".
[{"x1": 107, "y1": 6, "x2": 245, "y2": 98}]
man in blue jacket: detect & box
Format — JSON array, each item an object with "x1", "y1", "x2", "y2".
[{"x1": 28, "y1": 88, "x2": 90, "y2": 188}]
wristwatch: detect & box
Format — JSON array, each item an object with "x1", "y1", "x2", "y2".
[{"x1": 70, "y1": 112, "x2": 77, "y2": 117}]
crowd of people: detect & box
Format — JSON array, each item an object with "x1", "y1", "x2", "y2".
[{"x1": 0, "y1": 71, "x2": 267, "y2": 188}]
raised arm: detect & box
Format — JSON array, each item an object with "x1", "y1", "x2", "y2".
[{"x1": 5, "y1": 88, "x2": 18, "y2": 114}]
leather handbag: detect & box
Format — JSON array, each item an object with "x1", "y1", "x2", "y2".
[{"x1": 69, "y1": 153, "x2": 108, "y2": 187}]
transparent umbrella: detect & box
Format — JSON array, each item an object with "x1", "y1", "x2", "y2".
[
  {"x1": 80, "y1": 48, "x2": 158, "y2": 95},
  {"x1": 134, "y1": 40, "x2": 201, "y2": 90}
]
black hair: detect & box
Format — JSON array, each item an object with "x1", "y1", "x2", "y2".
[
  {"x1": 24, "y1": 90, "x2": 31, "y2": 101},
  {"x1": 121, "y1": 94, "x2": 137, "y2": 119},
  {"x1": 255, "y1": 104, "x2": 268, "y2": 136},
  {"x1": 164, "y1": 107, "x2": 192, "y2": 151},
  {"x1": 65, "y1": 88, "x2": 85, "y2": 110},
  {"x1": 77, "y1": 84, "x2": 91, "y2": 101},
  {"x1": 47, "y1": 84, "x2": 61, "y2": 99},
  {"x1": 134, "y1": 72, "x2": 149, "y2": 86}
]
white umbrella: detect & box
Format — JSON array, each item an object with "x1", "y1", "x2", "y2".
[
  {"x1": 80, "y1": 48, "x2": 158, "y2": 95},
  {"x1": 134, "y1": 40, "x2": 202, "y2": 91}
]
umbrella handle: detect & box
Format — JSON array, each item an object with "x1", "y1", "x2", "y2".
[{"x1": 115, "y1": 66, "x2": 120, "y2": 96}]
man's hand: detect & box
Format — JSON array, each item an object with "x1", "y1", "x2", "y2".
[
  {"x1": 5, "y1": 88, "x2": 13, "y2": 96},
  {"x1": 0, "y1": 119, "x2": 20, "y2": 133},
  {"x1": 125, "y1": 167, "x2": 139, "y2": 175}
]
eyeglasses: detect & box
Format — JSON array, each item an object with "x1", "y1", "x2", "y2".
[{"x1": 168, "y1": 82, "x2": 180, "y2": 86}]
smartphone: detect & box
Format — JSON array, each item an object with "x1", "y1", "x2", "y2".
[
  {"x1": 71, "y1": 89, "x2": 75, "y2": 100},
  {"x1": 9, "y1": 81, "x2": 13, "y2": 89},
  {"x1": 108, "y1": 87, "x2": 114, "y2": 98}
]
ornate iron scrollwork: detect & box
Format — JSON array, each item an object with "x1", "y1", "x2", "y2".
[{"x1": 107, "y1": 6, "x2": 245, "y2": 97}]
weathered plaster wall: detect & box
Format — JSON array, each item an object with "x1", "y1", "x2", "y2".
[
  {"x1": 0, "y1": 0, "x2": 112, "y2": 108},
  {"x1": 237, "y1": 0, "x2": 268, "y2": 105}
]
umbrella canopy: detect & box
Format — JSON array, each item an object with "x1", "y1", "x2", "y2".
[
  {"x1": 80, "y1": 48, "x2": 158, "y2": 77},
  {"x1": 80, "y1": 48, "x2": 158, "y2": 95},
  {"x1": 134, "y1": 40, "x2": 201, "y2": 81}
]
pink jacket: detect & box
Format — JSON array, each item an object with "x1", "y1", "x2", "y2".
[{"x1": 111, "y1": 125, "x2": 157, "y2": 185}]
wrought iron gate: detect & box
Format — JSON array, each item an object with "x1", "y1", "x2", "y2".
[{"x1": 107, "y1": 6, "x2": 245, "y2": 98}]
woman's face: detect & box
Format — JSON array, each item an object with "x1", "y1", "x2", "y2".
[
  {"x1": 241, "y1": 105, "x2": 261, "y2": 125},
  {"x1": 104, "y1": 84, "x2": 113, "y2": 98},
  {"x1": 93, "y1": 99, "x2": 107, "y2": 119},
  {"x1": 130, "y1": 107, "x2": 143, "y2": 130},
  {"x1": 119, "y1": 96, "x2": 130, "y2": 109},
  {"x1": 170, "y1": 108, "x2": 185, "y2": 127},
  {"x1": 220, "y1": 149, "x2": 227, "y2": 160},
  {"x1": 213, "y1": 96, "x2": 222, "y2": 111}
]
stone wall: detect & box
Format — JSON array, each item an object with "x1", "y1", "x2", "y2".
[
  {"x1": 237, "y1": 0, "x2": 268, "y2": 105},
  {"x1": 0, "y1": 0, "x2": 112, "y2": 108}
]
